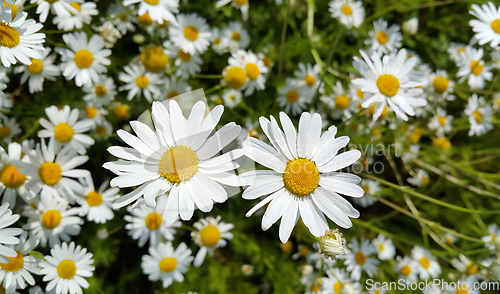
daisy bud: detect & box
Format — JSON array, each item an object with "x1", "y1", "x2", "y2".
[
  {"x1": 319, "y1": 229, "x2": 346, "y2": 260},
  {"x1": 96, "y1": 228, "x2": 109, "y2": 240},
  {"x1": 301, "y1": 264, "x2": 313, "y2": 276},
  {"x1": 402, "y1": 18, "x2": 419, "y2": 35},
  {"x1": 133, "y1": 34, "x2": 145, "y2": 44}
]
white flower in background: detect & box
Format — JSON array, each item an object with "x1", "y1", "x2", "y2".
[
  {"x1": 82, "y1": 75, "x2": 117, "y2": 107},
  {"x1": 321, "y1": 268, "x2": 352, "y2": 294},
  {"x1": 402, "y1": 17, "x2": 418, "y2": 35},
  {"x1": 22, "y1": 193, "x2": 83, "y2": 247},
  {"x1": 92, "y1": 119, "x2": 113, "y2": 137},
  {"x1": 169, "y1": 13, "x2": 211, "y2": 55},
  {"x1": 465, "y1": 94, "x2": 493, "y2": 136},
  {"x1": 394, "y1": 256, "x2": 420, "y2": 282},
  {"x1": 241, "y1": 112, "x2": 363, "y2": 243},
  {"x1": 365, "y1": 18, "x2": 402, "y2": 55},
  {"x1": 37, "y1": 105, "x2": 95, "y2": 155},
  {"x1": 31, "y1": 0, "x2": 77, "y2": 23},
  {"x1": 14, "y1": 140, "x2": 89, "y2": 203},
  {"x1": 294, "y1": 63, "x2": 320, "y2": 99},
  {"x1": 411, "y1": 246, "x2": 441, "y2": 279},
  {"x1": 456, "y1": 46, "x2": 492, "y2": 90},
  {"x1": 14, "y1": 48, "x2": 60, "y2": 94},
  {"x1": 123, "y1": 0, "x2": 178, "y2": 25},
  {"x1": 482, "y1": 224, "x2": 500, "y2": 250},
  {"x1": 0, "y1": 115, "x2": 21, "y2": 143},
  {"x1": 353, "y1": 179, "x2": 379, "y2": 208},
  {"x1": 103, "y1": 100, "x2": 243, "y2": 225},
  {"x1": 341, "y1": 238, "x2": 379, "y2": 281},
  {"x1": 277, "y1": 78, "x2": 309, "y2": 116},
  {"x1": 447, "y1": 42, "x2": 467, "y2": 64},
  {"x1": 191, "y1": 216, "x2": 233, "y2": 267},
  {"x1": 164, "y1": 41, "x2": 203, "y2": 79},
  {"x1": 0, "y1": 203, "x2": 22, "y2": 263},
  {"x1": 108, "y1": 2, "x2": 137, "y2": 35},
  {"x1": 372, "y1": 234, "x2": 395, "y2": 260},
  {"x1": 40, "y1": 242, "x2": 94, "y2": 294},
  {"x1": 118, "y1": 64, "x2": 163, "y2": 102},
  {"x1": 94, "y1": 21, "x2": 122, "y2": 48},
  {"x1": 53, "y1": 1, "x2": 98, "y2": 30},
  {"x1": 81, "y1": 106, "x2": 107, "y2": 123},
  {"x1": 216, "y1": 0, "x2": 249, "y2": 21},
  {"x1": 239, "y1": 50, "x2": 268, "y2": 96},
  {"x1": 328, "y1": 0, "x2": 365, "y2": 28},
  {"x1": 0, "y1": 233, "x2": 40, "y2": 293},
  {"x1": 241, "y1": 264, "x2": 254, "y2": 276},
  {"x1": 211, "y1": 27, "x2": 228, "y2": 54},
  {"x1": 0, "y1": 143, "x2": 31, "y2": 208},
  {"x1": 0, "y1": 7, "x2": 45, "y2": 67},
  {"x1": 244, "y1": 119, "x2": 260, "y2": 139},
  {"x1": 76, "y1": 178, "x2": 119, "y2": 224},
  {"x1": 352, "y1": 49, "x2": 427, "y2": 121},
  {"x1": 222, "y1": 21, "x2": 250, "y2": 53},
  {"x1": 320, "y1": 81, "x2": 354, "y2": 120},
  {"x1": 141, "y1": 242, "x2": 193, "y2": 288},
  {"x1": 428, "y1": 107, "x2": 453, "y2": 136},
  {"x1": 427, "y1": 70, "x2": 455, "y2": 99},
  {"x1": 56, "y1": 32, "x2": 112, "y2": 87},
  {"x1": 222, "y1": 89, "x2": 242, "y2": 108},
  {"x1": 469, "y1": 2, "x2": 500, "y2": 47},
  {"x1": 442, "y1": 232, "x2": 457, "y2": 244},
  {"x1": 451, "y1": 254, "x2": 480, "y2": 277},
  {"x1": 407, "y1": 169, "x2": 430, "y2": 187},
  {"x1": 124, "y1": 195, "x2": 181, "y2": 247},
  {"x1": 163, "y1": 76, "x2": 192, "y2": 100}
]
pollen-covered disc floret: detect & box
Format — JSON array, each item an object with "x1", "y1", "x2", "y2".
[
  {"x1": 158, "y1": 145, "x2": 199, "y2": 183},
  {"x1": 282, "y1": 158, "x2": 319, "y2": 196}
]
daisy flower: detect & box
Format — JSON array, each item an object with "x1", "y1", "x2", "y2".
[
  {"x1": 53, "y1": 1, "x2": 98, "y2": 30},
  {"x1": 118, "y1": 64, "x2": 162, "y2": 102},
  {"x1": 38, "y1": 105, "x2": 95, "y2": 155},
  {"x1": 447, "y1": 42, "x2": 467, "y2": 64},
  {"x1": 191, "y1": 216, "x2": 234, "y2": 267},
  {"x1": 411, "y1": 246, "x2": 441, "y2": 279},
  {"x1": 103, "y1": 100, "x2": 244, "y2": 225},
  {"x1": 141, "y1": 242, "x2": 193, "y2": 289},
  {"x1": 244, "y1": 119, "x2": 260, "y2": 139},
  {"x1": 81, "y1": 106, "x2": 107, "y2": 123},
  {"x1": 14, "y1": 140, "x2": 90, "y2": 203},
  {"x1": 107, "y1": 3, "x2": 137, "y2": 35},
  {"x1": 22, "y1": 193, "x2": 83, "y2": 247},
  {"x1": 0, "y1": 233, "x2": 40, "y2": 293},
  {"x1": 428, "y1": 107, "x2": 453, "y2": 136},
  {"x1": 446, "y1": 275, "x2": 479, "y2": 294},
  {"x1": 341, "y1": 238, "x2": 379, "y2": 281},
  {"x1": 353, "y1": 179, "x2": 379, "y2": 208},
  {"x1": 372, "y1": 234, "x2": 395, "y2": 260},
  {"x1": 427, "y1": 70, "x2": 455, "y2": 100},
  {"x1": 240, "y1": 50, "x2": 268, "y2": 96},
  {"x1": 0, "y1": 115, "x2": 21, "y2": 143},
  {"x1": 221, "y1": 21, "x2": 250, "y2": 53},
  {"x1": 163, "y1": 76, "x2": 192, "y2": 100},
  {"x1": 469, "y1": 2, "x2": 500, "y2": 47},
  {"x1": 277, "y1": 78, "x2": 309, "y2": 116},
  {"x1": 352, "y1": 49, "x2": 427, "y2": 121},
  {"x1": 402, "y1": 17, "x2": 419, "y2": 35},
  {"x1": 294, "y1": 63, "x2": 320, "y2": 99},
  {"x1": 123, "y1": 0, "x2": 178, "y2": 25},
  {"x1": 124, "y1": 195, "x2": 181, "y2": 247},
  {"x1": 456, "y1": 46, "x2": 492, "y2": 90},
  {"x1": 216, "y1": 0, "x2": 249, "y2": 21},
  {"x1": 241, "y1": 264, "x2": 253, "y2": 276},
  {"x1": 40, "y1": 242, "x2": 94, "y2": 294},
  {"x1": 92, "y1": 119, "x2": 113, "y2": 137},
  {"x1": 82, "y1": 75, "x2": 117, "y2": 107},
  {"x1": 76, "y1": 178, "x2": 119, "y2": 224},
  {"x1": 56, "y1": 32, "x2": 111, "y2": 87},
  {"x1": 0, "y1": 203, "x2": 22, "y2": 263},
  {"x1": 221, "y1": 89, "x2": 242, "y2": 108},
  {"x1": 407, "y1": 169, "x2": 430, "y2": 187},
  {"x1": 31, "y1": 0, "x2": 77, "y2": 23},
  {"x1": 465, "y1": 94, "x2": 493, "y2": 136},
  {"x1": 394, "y1": 256, "x2": 420, "y2": 282},
  {"x1": 14, "y1": 48, "x2": 60, "y2": 94},
  {"x1": 0, "y1": 142, "x2": 31, "y2": 208},
  {"x1": 328, "y1": 0, "x2": 365, "y2": 28},
  {"x1": 451, "y1": 254, "x2": 479, "y2": 277},
  {"x1": 211, "y1": 27, "x2": 227, "y2": 54},
  {"x1": 365, "y1": 18, "x2": 402, "y2": 55},
  {"x1": 442, "y1": 232, "x2": 457, "y2": 244},
  {"x1": 164, "y1": 41, "x2": 203, "y2": 79},
  {"x1": 0, "y1": 7, "x2": 45, "y2": 67},
  {"x1": 320, "y1": 81, "x2": 354, "y2": 119},
  {"x1": 241, "y1": 111, "x2": 363, "y2": 243},
  {"x1": 322, "y1": 268, "x2": 351, "y2": 294},
  {"x1": 169, "y1": 13, "x2": 211, "y2": 55},
  {"x1": 481, "y1": 224, "x2": 500, "y2": 250}
]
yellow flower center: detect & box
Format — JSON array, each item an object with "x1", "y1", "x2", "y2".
[
  {"x1": 496, "y1": 98, "x2": 500, "y2": 108},
  {"x1": 41, "y1": 209, "x2": 62, "y2": 229},
  {"x1": 0, "y1": 23, "x2": 20, "y2": 48},
  {"x1": 333, "y1": 282, "x2": 342, "y2": 294},
  {"x1": 215, "y1": 97, "x2": 223, "y2": 104},
  {"x1": 280, "y1": 240, "x2": 293, "y2": 253},
  {"x1": 167, "y1": 91, "x2": 179, "y2": 99},
  {"x1": 232, "y1": 0, "x2": 248, "y2": 5},
  {"x1": 433, "y1": 76, "x2": 449, "y2": 94},
  {"x1": 0, "y1": 252, "x2": 24, "y2": 272},
  {"x1": 335, "y1": 95, "x2": 350, "y2": 110},
  {"x1": 286, "y1": 90, "x2": 298, "y2": 103},
  {"x1": 356, "y1": 88, "x2": 364, "y2": 98},
  {"x1": 145, "y1": 212, "x2": 162, "y2": 230},
  {"x1": 232, "y1": 32, "x2": 241, "y2": 41},
  {"x1": 473, "y1": 110, "x2": 482, "y2": 123},
  {"x1": 376, "y1": 74, "x2": 399, "y2": 97},
  {"x1": 248, "y1": 129, "x2": 258, "y2": 138},
  {"x1": 94, "y1": 85, "x2": 107, "y2": 97},
  {"x1": 85, "y1": 191, "x2": 103, "y2": 206},
  {"x1": 376, "y1": 32, "x2": 389, "y2": 44},
  {"x1": 200, "y1": 225, "x2": 221, "y2": 247},
  {"x1": 0, "y1": 126, "x2": 10, "y2": 138},
  {"x1": 135, "y1": 76, "x2": 149, "y2": 89},
  {"x1": 457, "y1": 48, "x2": 465, "y2": 53},
  {"x1": 300, "y1": 246, "x2": 309, "y2": 256},
  {"x1": 310, "y1": 284, "x2": 320, "y2": 293},
  {"x1": 96, "y1": 126, "x2": 106, "y2": 135},
  {"x1": 74, "y1": 50, "x2": 93, "y2": 69},
  {"x1": 159, "y1": 257, "x2": 177, "y2": 273},
  {"x1": 114, "y1": 104, "x2": 129, "y2": 118},
  {"x1": 214, "y1": 38, "x2": 220, "y2": 45},
  {"x1": 419, "y1": 257, "x2": 430, "y2": 269},
  {"x1": 159, "y1": 145, "x2": 199, "y2": 183},
  {"x1": 0, "y1": 164, "x2": 26, "y2": 189},
  {"x1": 141, "y1": 47, "x2": 168, "y2": 73},
  {"x1": 456, "y1": 287, "x2": 468, "y2": 294},
  {"x1": 491, "y1": 19, "x2": 500, "y2": 34},
  {"x1": 27, "y1": 59, "x2": 44, "y2": 75},
  {"x1": 225, "y1": 67, "x2": 247, "y2": 89},
  {"x1": 54, "y1": 123, "x2": 74, "y2": 143},
  {"x1": 262, "y1": 56, "x2": 272, "y2": 67},
  {"x1": 38, "y1": 162, "x2": 62, "y2": 186},
  {"x1": 178, "y1": 49, "x2": 192, "y2": 62},
  {"x1": 401, "y1": 265, "x2": 411, "y2": 276},
  {"x1": 139, "y1": 12, "x2": 153, "y2": 25},
  {"x1": 85, "y1": 107, "x2": 98, "y2": 118},
  {"x1": 119, "y1": 14, "x2": 128, "y2": 22},
  {"x1": 69, "y1": 2, "x2": 81, "y2": 15},
  {"x1": 57, "y1": 260, "x2": 76, "y2": 279},
  {"x1": 354, "y1": 251, "x2": 366, "y2": 265},
  {"x1": 282, "y1": 158, "x2": 319, "y2": 196},
  {"x1": 157, "y1": 20, "x2": 169, "y2": 28},
  {"x1": 434, "y1": 137, "x2": 450, "y2": 150},
  {"x1": 372, "y1": 127, "x2": 381, "y2": 136},
  {"x1": 304, "y1": 75, "x2": 316, "y2": 87},
  {"x1": 408, "y1": 128, "x2": 421, "y2": 144},
  {"x1": 183, "y1": 26, "x2": 199, "y2": 41},
  {"x1": 245, "y1": 63, "x2": 260, "y2": 80},
  {"x1": 341, "y1": 4, "x2": 352, "y2": 15},
  {"x1": 378, "y1": 244, "x2": 384, "y2": 251},
  {"x1": 421, "y1": 176, "x2": 430, "y2": 186},
  {"x1": 470, "y1": 61, "x2": 483, "y2": 76},
  {"x1": 466, "y1": 264, "x2": 478, "y2": 276},
  {"x1": 144, "y1": 0, "x2": 159, "y2": 5},
  {"x1": 437, "y1": 116, "x2": 447, "y2": 125},
  {"x1": 3, "y1": 1, "x2": 18, "y2": 19}
]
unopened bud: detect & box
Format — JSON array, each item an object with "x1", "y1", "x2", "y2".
[{"x1": 319, "y1": 229, "x2": 345, "y2": 260}]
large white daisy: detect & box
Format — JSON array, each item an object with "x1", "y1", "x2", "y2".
[{"x1": 469, "y1": 2, "x2": 500, "y2": 47}]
